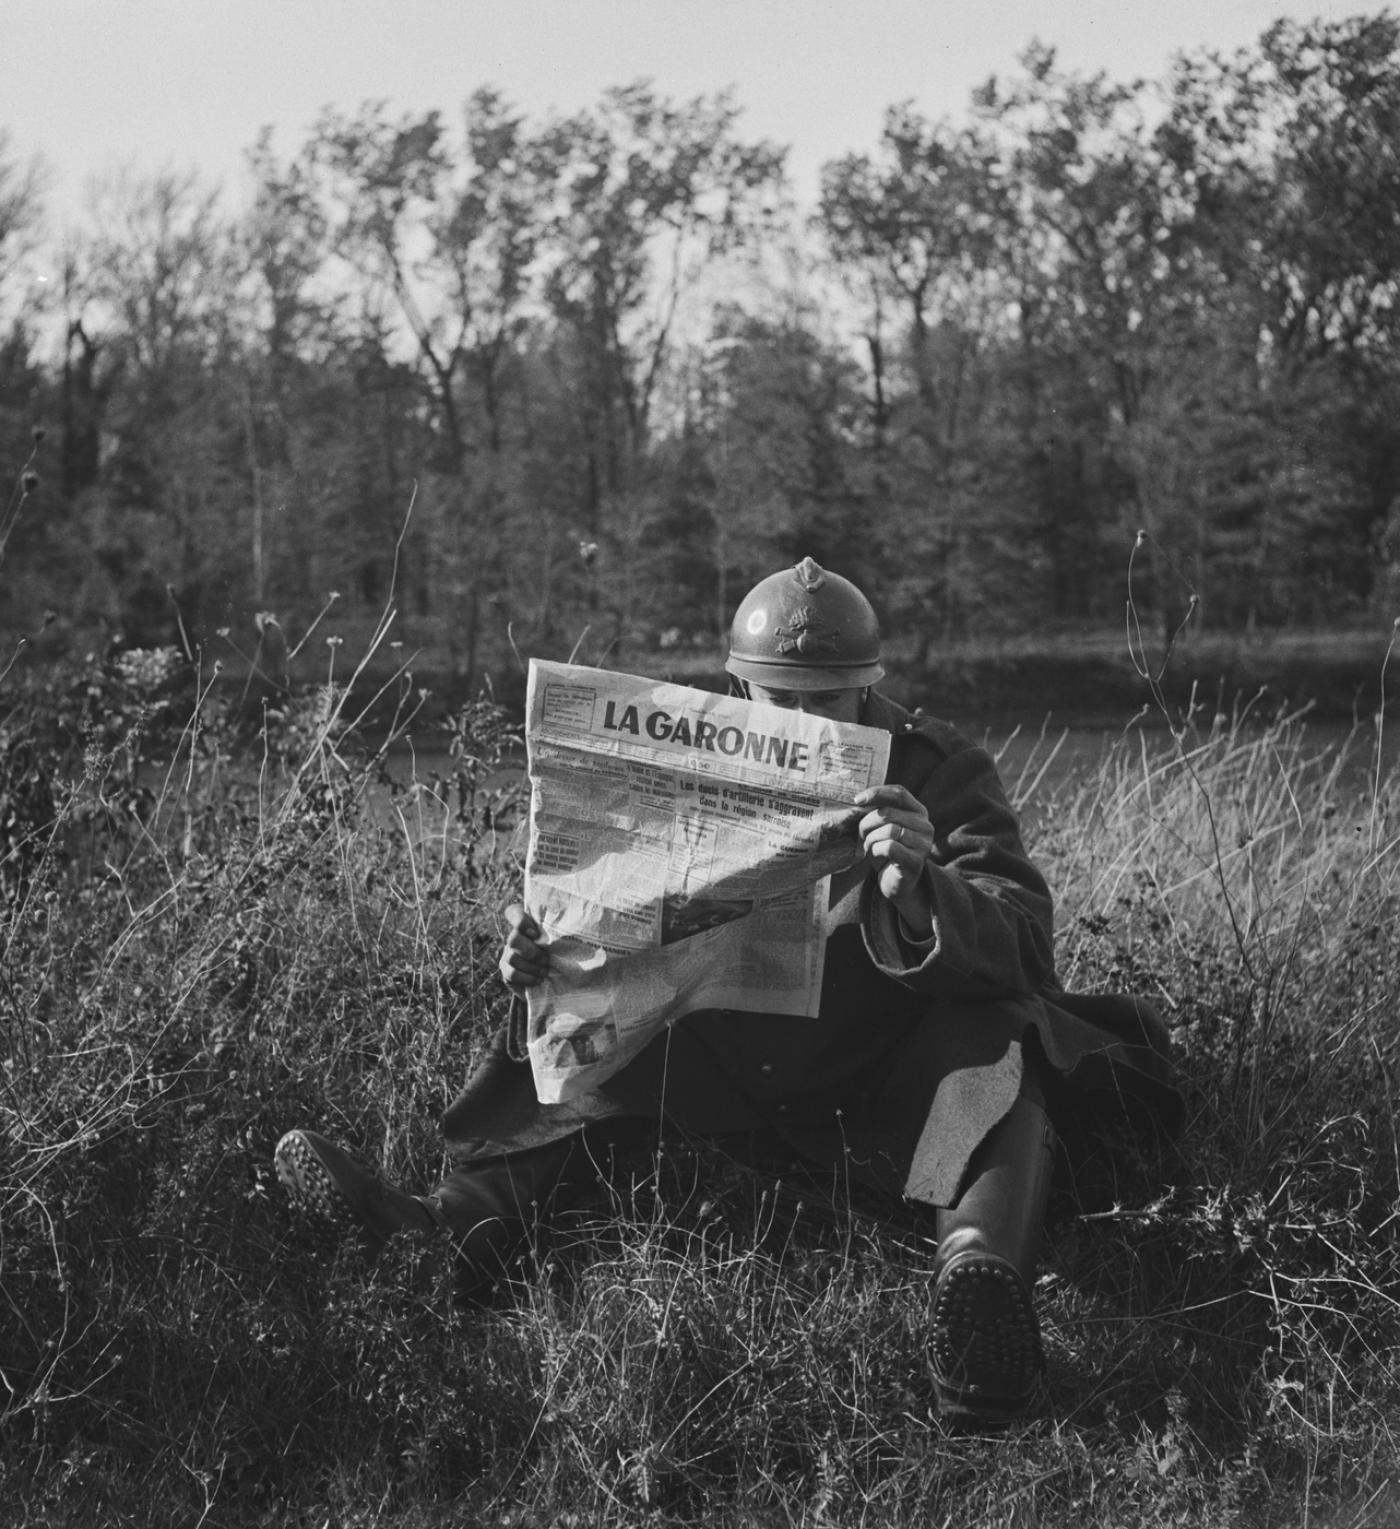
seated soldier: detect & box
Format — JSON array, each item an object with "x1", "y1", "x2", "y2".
[{"x1": 276, "y1": 556, "x2": 1180, "y2": 1423}]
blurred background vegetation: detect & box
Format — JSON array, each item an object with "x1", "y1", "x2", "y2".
[{"x1": 2, "y1": 12, "x2": 1399, "y2": 710}]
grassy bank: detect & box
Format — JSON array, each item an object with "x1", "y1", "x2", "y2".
[{"x1": 2, "y1": 648, "x2": 1399, "y2": 1526}]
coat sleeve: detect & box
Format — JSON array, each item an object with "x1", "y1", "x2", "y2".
[{"x1": 861, "y1": 721, "x2": 1055, "y2": 1001}]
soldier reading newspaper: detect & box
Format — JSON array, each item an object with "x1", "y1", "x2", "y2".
[{"x1": 277, "y1": 557, "x2": 1180, "y2": 1423}]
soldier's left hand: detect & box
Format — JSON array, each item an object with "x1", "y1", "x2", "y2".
[{"x1": 854, "y1": 784, "x2": 935, "y2": 930}]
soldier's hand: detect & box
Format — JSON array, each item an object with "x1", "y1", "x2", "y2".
[
  {"x1": 499, "y1": 903, "x2": 551, "y2": 990},
  {"x1": 854, "y1": 784, "x2": 935, "y2": 934}
]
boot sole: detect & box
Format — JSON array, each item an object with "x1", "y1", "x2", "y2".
[
  {"x1": 930, "y1": 1251, "x2": 1041, "y2": 1422},
  {"x1": 275, "y1": 1129, "x2": 383, "y2": 1247}
]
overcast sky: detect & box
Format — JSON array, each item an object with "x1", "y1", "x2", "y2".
[{"x1": 9, "y1": 0, "x2": 1346, "y2": 229}]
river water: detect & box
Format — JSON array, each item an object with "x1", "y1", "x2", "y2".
[{"x1": 376, "y1": 709, "x2": 1399, "y2": 834}]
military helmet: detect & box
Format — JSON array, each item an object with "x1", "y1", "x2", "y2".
[{"x1": 725, "y1": 556, "x2": 884, "y2": 691}]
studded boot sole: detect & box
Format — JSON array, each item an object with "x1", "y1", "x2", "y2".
[
  {"x1": 930, "y1": 1248, "x2": 1042, "y2": 1422},
  {"x1": 276, "y1": 1130, "x2": 360, "y2": 1228},
  {"x1": 275, "y1": 1128, "x2": 441, "y2": 1249}
]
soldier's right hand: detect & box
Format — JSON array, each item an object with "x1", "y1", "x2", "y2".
[{"x1": 499, "y1": 903, "x2": 550, "y2": 990}]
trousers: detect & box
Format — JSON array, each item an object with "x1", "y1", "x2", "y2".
[{"x1": 429, "y1": 1057, "x2": 1053, "y2": 1304}]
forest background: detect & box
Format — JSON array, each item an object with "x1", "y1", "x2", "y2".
[{"x1": 3, "y1": 10, "x2": 1400, "y2": 719}]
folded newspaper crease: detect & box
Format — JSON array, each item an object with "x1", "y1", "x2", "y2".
[{"x1": 523, "y1": 660, "x2": 892, "y2": 1102}]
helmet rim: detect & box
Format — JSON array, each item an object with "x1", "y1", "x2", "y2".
[{"x1": 724, "y1": 653, "x2": 885, "y2": 690}]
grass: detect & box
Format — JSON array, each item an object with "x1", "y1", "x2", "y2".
[{"x1": 2, "y1": 635, "x2": 1399, "y2": 1527}]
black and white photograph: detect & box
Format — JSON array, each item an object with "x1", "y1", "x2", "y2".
[{"x1": 4, "y1": 2, "x2": 1399, "y2": 1524}]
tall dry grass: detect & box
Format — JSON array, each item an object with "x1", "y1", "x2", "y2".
[{"x1": 2, "y1": 630, "x2": 1398, "y2": 1526}]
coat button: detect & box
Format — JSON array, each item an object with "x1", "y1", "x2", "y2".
[
  {"x1": 759, "y1": 1062, "x2": 774, "y2": 1077},
  {"x1": 776, "y1": 1102, "x2": 789, "y2": 1114}
]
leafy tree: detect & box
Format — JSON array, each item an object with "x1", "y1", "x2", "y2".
[
  {"x1": 533, "y1": 85, "x2": 784, "y2": 532},
  {"x1": 1158, "y1": 14, "x2": 1400, "y2": 614},
  {"x1": 58, "y1": 170, "x2": 246, "y2": 642},
  {"x1": 0, "y1": 129, "x2": 46, "y2": 314},
  {"x1": 818, "y1": 85, "x2": 1117, "y2": 636},
  {"x1": 0, "y1": 131, "x2": 51, "y2": 623},
  {"x1": 820, "y1": 104, "x2": 1009, "y2": 449}
]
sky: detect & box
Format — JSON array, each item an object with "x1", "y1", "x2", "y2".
[{"x1": 7, "y1": 0, "x2": 1349, "y2": 232}]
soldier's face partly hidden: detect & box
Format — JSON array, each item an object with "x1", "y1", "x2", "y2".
[{"x1": 745, "y1": 682, "x2": 866, "y2": 724}]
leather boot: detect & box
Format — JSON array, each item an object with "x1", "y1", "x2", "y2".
[
  {"x1": 929, "y1": 1093, "x2": 1056, "y2": 1423},
  {"x1": 274, "y1": 1130, "x2": 448, "y2": 1252}
]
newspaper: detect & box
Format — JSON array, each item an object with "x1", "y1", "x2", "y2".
[{"x1": 521, "y1": 659, "x2": 892, "y2": 1102}]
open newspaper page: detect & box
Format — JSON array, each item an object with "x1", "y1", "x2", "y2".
[{"x1": 522, "y1": 659, "x2": 892, "y2": 1103}]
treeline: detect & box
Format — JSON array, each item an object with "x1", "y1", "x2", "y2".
[{"x1": 2, "y1": 12, "x2": 1398, "y2": 688}]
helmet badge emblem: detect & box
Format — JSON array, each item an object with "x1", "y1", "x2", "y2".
[{"x1": 775, "y1": 604, "x2": 840, "y2": 657}]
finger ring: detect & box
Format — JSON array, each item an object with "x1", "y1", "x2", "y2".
[{"x1": 896, "y1": 824, "x2": 905, "y2": 843}]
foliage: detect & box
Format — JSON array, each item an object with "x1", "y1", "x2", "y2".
[{"x1": 4, "y1": 21, "x2": 1400, "y2": 678}]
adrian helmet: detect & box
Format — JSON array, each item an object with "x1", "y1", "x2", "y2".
[{"x1": 725, "y1": 556, "x2": 884, "y2": 691}]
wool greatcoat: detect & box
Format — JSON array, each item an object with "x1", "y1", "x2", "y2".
[{"x1": 441, "y1": 691, "x2": 1181, "y2": 1208}]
